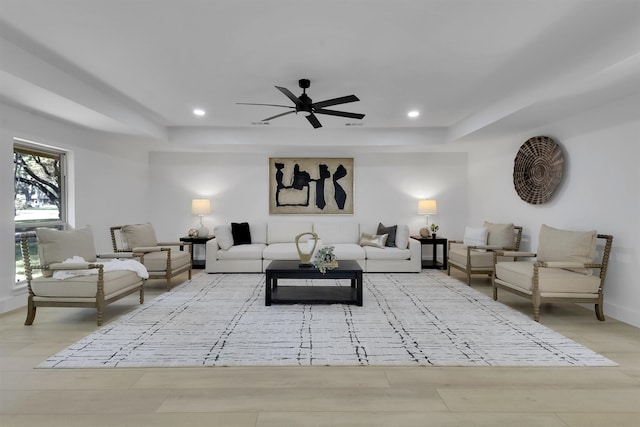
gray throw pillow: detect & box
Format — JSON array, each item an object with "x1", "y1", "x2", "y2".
[{"x1": 377, "y1": 223, "x2": 397, "y2": 247}]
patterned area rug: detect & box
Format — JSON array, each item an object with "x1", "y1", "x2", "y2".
[{"x1": 38, "y1": 272, "x2": 616, "y2": 368}]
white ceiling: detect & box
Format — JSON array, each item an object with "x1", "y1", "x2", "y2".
[{"x1": 0, "y1": 0, "x2": 639, "y2": 144}]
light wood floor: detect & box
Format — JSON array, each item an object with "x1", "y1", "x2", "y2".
[{"x1": 1, "y1": 270, "x2": 639, "y2": 427}]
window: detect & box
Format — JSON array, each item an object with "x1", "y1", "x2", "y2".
[{"x1": 14, "y1": 139, "x2": 67, "y2": 284}]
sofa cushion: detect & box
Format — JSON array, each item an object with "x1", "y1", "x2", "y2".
[
  {"x1": 377, "y1": 223, "x2": 397, "y2": 247},
  {"x1": 332, "y1": 243, "x2": 366, "y2": 260},
  {"x1": 249, "y1": 223, "x2": 267, "y2": 244},
  {"x1": 37, "y1": 226, "x2": 97, "y2": 276},
  {"x1": 121, "y1": 223, "x2": 158, "y2": 249},
  {"x1": 262, "y1": 242, "x2": 300, "y2": 260},
  {"x1": 463, "y1": 226, "x2": 488, "y2": 246},
  {"x1": 231, "y1": 222, "x2": 252, "y2": 245},
  {"x1": 213, "y1": 225, "x2": 234, "y2": 250},
  {"x1": 496, "y1": 261, "x2": 601, "y2": 294},
  {"x1": 483, "y1": 222, "x2": 515, "y2": 248},
  {"x1": 364, "y1": 246, "x2": 411, "y2": 260},
  {"x1": 314, "y1": 222, "x2": 359, "y2": 244},
  {"x1": 217, "y1": 244, "x2": 266, "y2": 261},
  {"x1": 267, "y1": 221, "x2": 313, "y2": 244},
  {"x1": 359, "y1": 232, "x2": 388, "y2": 248},
  {"x1": 537, "y1": 224, "x2": 597, "y2": 275},
  {"x1": 394, "y1": 224, "x2": 410, "y2": 249}
]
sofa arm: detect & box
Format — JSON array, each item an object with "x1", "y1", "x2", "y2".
[
  {"x1": 408, "y1": 238, "x2": 422, "y2": 271},
  {"x1": 205, "y1": 238, "x2": 221, "y2": 272}
]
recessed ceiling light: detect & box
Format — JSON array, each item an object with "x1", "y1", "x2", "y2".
[
  {"x1": 408, "y1": 110, "x2": 420, "y2": 118},
  {"x1": 193, "y1": 108, "x2": 206, "y2": 116}
]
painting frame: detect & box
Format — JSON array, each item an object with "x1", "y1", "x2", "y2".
[{"x1": 269, "y1": 157, "x2": 354, "y2": 215}]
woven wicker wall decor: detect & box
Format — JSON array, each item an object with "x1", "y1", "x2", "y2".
[{"x1": 513, "y1": 136, "x2": 564, "y2": 204}]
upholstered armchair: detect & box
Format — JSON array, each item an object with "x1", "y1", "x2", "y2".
[
  {"x1": 20, "y1": 227, "x2": 146, "y2": 326},
  {"x1": 492, "y1": 224, "x2": 613, "y2": 322},
  {"x1": 447, "y1": 222, "x2": 523, "y2": 285},
  {"x1": 110, "y1": 223, "x2": 192, "y2": 288}
]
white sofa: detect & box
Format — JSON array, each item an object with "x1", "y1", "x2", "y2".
[{"x1": 206, "y1": 221, "x2": 421, "y2": 273}]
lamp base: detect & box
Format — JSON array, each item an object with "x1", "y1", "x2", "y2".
[
  {"x1": 419, "y1": 227, "x2": 431, "y2": 238},
  {"x1": 197, "y1": 226, "x2": 209, "y2": 238}
]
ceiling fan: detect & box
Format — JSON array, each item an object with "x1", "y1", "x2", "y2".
[{"x1": 237, "y1": 79, "x2": 365, "y2": 128}]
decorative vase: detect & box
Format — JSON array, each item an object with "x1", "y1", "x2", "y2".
[
  {"x1": 295, "y1": 232, "x2": 319, "y2": 267},
  {"x1": 419, "y1": 227, "x2": 431, "y2": 238}
]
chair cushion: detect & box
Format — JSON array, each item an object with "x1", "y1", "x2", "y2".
[
  {"x1": 141, "y1": 249, "x2": 191, "y2": 272},
  {"x1": 463, "y1": 226, "x2": 488, "y2": 246},
  {"x1": 484, "y1": 222, "x2": 515, "y2": 248},
  {"x1": 37, "y1": 226, "x2": 97, "y2": 276},
  {"x1": 537, "y1": 224, "x2": 597, "y2": 275},
  {"x1": 449, "y1": 245, "x2": 493, "y2": 268},
  {"x1": 231, "y1": 222, "x2": 252, "y2": 245},
  {"x1": 30, "y1": 269, "x2": 141, "y2": 298},
  {"x1": 121, "y1": 224, "x2": 158, "y2": 248},
  {"x1": 496, "y1": 261, "x2": 601, "y2": 294}
]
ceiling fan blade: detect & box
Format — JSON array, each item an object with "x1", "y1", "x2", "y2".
[
  {"x1": 262, "y1": 110, "x2": 296, "y2": 121},
  {"x1": 306, "y1": 113, "x2": 322, "y2": 128},
  {"x1": 314, "y1": 108, "x2": 365, "y2": 120},
  {"x1": 312, "y1": 95, "x2": 360, "y2": 109},
  {"x1": 275, "y1": 86, "x2": 306, "y2": 110},
  {"x1": 237, "y1": 102, "x2": 295, "y2": 109}
]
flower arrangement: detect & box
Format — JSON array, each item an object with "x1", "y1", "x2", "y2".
[
  {"x1": 430, "y1": 223, "x2": 439, "y2": 233},
  {"x1": 313, "y1": 245, "x2": 338, "y2": 273}
]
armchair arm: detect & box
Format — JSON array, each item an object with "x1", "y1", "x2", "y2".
[
  {"x1": 158, "y1": 241, "x2": 191, "y2": 248},
  {"x1": 132, "y1": 246, "x2": 165, "y2": 253},
  {"x1": 47, "y1": 262, "x2": 102, "y2": 270},
  {"x1": 468, "y1": 244, "x2": 504, "y2": 252},
  {"x1": 495, "y1": 250, "x2": 537, "y2": 258},
  {"x1": 537, "y1": 261, "x2": 603, "y2": 269},
  {"x1": 98, "y1": 252, "x2": 134, "y2": 259}
]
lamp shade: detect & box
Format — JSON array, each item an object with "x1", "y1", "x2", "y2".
[
  {"x1": 191, "y1": 199, "x2": 211, "y2": 215},
  {"x1": 418, "y1": 199, "x2": 437, "y2": 215}
]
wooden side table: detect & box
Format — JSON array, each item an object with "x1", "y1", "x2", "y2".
[
  {"x1": 179, "y1": 235, "x2": 214, "y2": 269},
  {"x1": 411, "y1": 236, "x2": 448, "y2": 269}
]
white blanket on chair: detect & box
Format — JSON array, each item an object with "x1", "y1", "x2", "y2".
[{"x1": 52, "y1": 256, "x2": 149, "y2": 280}]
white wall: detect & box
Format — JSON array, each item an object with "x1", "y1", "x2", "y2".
[
  {"x1": 0, "y1": 105, "x2": 150, "y2": 313},
  {"x1": 146, "y1": 149, "x2": 468, "y2": 244},
  {"x1": 460, "y1": 95, "x2": 640, "y2": 327}
]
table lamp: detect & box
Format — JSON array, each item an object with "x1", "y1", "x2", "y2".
[
  {"x1": 191, "y1": 199, "x2": 211, "y2": 237},
  {"x1": 418, "y1": 199, "x2": 437, "y2": 237}
]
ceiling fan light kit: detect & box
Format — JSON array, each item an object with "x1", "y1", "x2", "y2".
[{"x1": 238, "y1": 78, "x2": 365, "y2": 128}]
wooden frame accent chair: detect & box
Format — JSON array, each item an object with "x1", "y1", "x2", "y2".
[
  {"x1": 492, "y1": 224, "x2": 613, "y2": 322},
  {"x1": 447, "y1": 222, "x2": 523, "y2": 285},
  {"x1": 21, "y1": 227, "x2": 145, "y2": 326},
  {"x1": 110, "y1": 223, "x2": 192, "y2": 289}
]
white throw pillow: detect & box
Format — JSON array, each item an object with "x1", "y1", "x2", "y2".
[
  {"x1": 463, "y1": 226, "x2": 488, "y2": 246},
  {"x1": 394, "y1": 224, "x2": 410, "y2": 249},
  {"x1": 213, "y1": 225, "x2": 234, "y2": 250}
]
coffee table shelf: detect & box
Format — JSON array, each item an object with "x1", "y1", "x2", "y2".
[{"x1": 265, "y1": 260, "x2": 363, "y2": 306}]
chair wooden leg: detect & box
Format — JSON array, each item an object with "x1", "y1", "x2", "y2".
[
  {"x1": 24, "y1": 296, "x2": 36, "y2": 325},
  {"x1": 139, "y1": 285, "x2": 145, "y2": 304},
  {"x1": 466, "y1": 269, "x2": 471, "y2": 286},
  {"x1": 493, "y1": 286, "x2": 498, "y2": 300},
  {"x1": 595, "y1": 296, "x2": 605, "y2": 321},
  {"x1": 447, "y1": 264, "x2": 451, "y2": 276},
  {"x1": 533, "y1": 303, "x2": 541, "y2": 322},
  {"x1": 96, "y1": 306, "x2": 104, "y2": 326}
]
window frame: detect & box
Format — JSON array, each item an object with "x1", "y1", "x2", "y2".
[{"x1": 14, "y1": 138, "x2": 68, "y2": 285}]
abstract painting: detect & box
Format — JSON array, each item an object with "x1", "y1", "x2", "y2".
[{"x1": 269, "y1": 157, "x2": 354, "y2": 214}]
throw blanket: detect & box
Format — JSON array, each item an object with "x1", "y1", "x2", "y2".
[{"x1": 52, "y1": 256, "x2": 149, "y2": 280}]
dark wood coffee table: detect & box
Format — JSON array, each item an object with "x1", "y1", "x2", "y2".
[{"x1": 265, "y1": 260, "x2": 363, "y2": 306}]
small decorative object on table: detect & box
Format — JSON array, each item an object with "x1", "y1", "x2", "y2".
[
  {"x1": 295, "y1": 232, "x2": 319, "y2": 267},
  {"x1": 430, "y1": 223, "x2": 439, "y2": 238},
  {"x1": 313, "y1": 245, "x2": 338, "y2": 274},
  {"x1": 188, "y1": 228, "x2": 199, "y2": 237}
]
